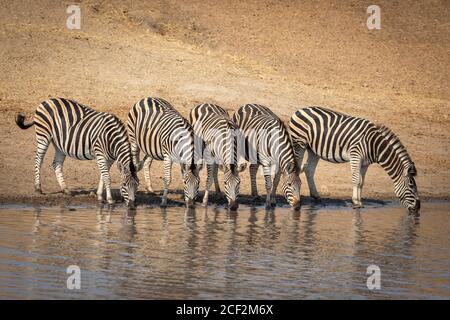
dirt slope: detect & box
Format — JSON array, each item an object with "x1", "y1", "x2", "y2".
[{"x1": 0, "y1": 0, "x2": 449, "y2": 205}]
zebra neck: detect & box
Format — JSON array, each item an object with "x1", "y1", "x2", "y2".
[
  {"x1": 378, "y1": 160, "x2": 403, "y2": 186},
  {"x1": 376, "y1": 143, "x2": 410, "y2": 186}
]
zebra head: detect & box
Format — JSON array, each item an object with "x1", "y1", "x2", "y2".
[
  {"x1": 119, "y1": 161, "x2": 139, "y2": 209},
  {"x1": 181, "y1": 162, "x2": 200, "y2": 208},
  {"x1": 375, "y1": 125, "x2": 420, "y2": 213},
  {"x1": 221, "y1": 164, "x2": 240, "y2": 211},
  {"x1": 281, "y1": 162, "x2": 301, "y2": 210},
  {"x1": 395, "y1": 162, "x2": 420, "y2": 213}
]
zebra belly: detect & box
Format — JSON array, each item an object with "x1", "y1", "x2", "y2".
[
  {"x1": 63, "y1": 148, "x2": 96, "y2": 161},
  {"x1": 139, "y1": 147, "x2": 165, "y2": 162},
  {"x1": 309, "y1": 146, "x2": 349, "y2": 163}
]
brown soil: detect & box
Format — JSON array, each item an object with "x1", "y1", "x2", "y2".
[{"x1": 0, "y1": 0, "x2": 449, "y2": 206}]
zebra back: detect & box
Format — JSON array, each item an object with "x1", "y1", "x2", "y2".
[
  {"x1": 34, "y1": 98, "x2": 131, "y2": 165},
  {"x1": 190, "y1": 103, "x2": 240, "y2": 168},
  {"x1": 127, "y1": 97, "x2": 195, "y2": 166},
  {"x1": 289, "y1": 106, "x2": 377, "y2": 163},
  {"x1": 233, "y1": 104, "x2": 297, "y2": 174}
]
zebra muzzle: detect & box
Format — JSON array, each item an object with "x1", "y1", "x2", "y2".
[
  {"x1": 291, "y1": 199, "x2": 301, "y2": 211},
  {"x1": 128, "y1": 200, "x2": 136, "y2": 210},
  {"x1": 186, "y1": 199, "x2": 195, "y2": 209},
  {"x1": 228, "y1": 201, "x2": 239, "y2": 211}
]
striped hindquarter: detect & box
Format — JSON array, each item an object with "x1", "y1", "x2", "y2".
[
  {"x1": 233, "y1": 104, "x2": 301, "y2": 209},
  {"x1": 289, "y1": 106, "x2": 420, "y2": 212},
  {"x1": 15, "y1": 98, "x2": 138, "y2": 207},
  {"x1": 189, "y1": 103, "x2": 242, "y2": 210},
  {"x1": 127, "y1": 97, "x2": 199, "y2": 208}
]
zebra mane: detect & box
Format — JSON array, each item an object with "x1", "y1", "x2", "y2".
[{"x1": 375, "y1": 124, "x2": 414, "y2": 171}]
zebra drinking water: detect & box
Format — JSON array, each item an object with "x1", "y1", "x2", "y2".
[
  {"x1": 289, "y1": 106, "x2": 420, "y2": 213},
  {"x1": 189, "y1": 104, "x2": 244, "y2": 210},
  {"x1": 15, "y1": 98, "x2": 139, "y2": 207},
  {"x1": 127, "y1": 97, "x2": 199, "y2": 208},
  {"x1": 232, "y1": 104, "x2": 301, "y2": 210}
]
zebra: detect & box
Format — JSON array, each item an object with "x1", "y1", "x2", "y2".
[
  {"x1": 15, "y1": 98, "x2": 139, "y2": 207},
  {"x1": 127, "y1": 97, "x2": 200, "y2": 208},
  {"x1": 232, "y1": 104, "x2": 301, "y2": 210},
  {"x1": 289, "y1": 106, "x2": 420, "y2": 213},
  {"x1": 189, "y1": 103, "x2": 245, "y2": 210}
]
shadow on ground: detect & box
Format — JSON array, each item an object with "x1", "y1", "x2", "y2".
[{"x1": 0, "y1": 187, "x2": 389, "y2": 209}]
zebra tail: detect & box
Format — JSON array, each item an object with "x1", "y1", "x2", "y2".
[{"x1": 15, "y1": 112, "x2": 35, "y2": 130}]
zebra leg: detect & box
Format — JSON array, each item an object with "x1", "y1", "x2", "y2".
[
  {"x1": 358, "y1": 164, "x2": 369, "y2": 205},
  {"x1": 263, "y1": 166, "x2": 274, "y2": 208},
  {"x1": 213, "y1": 163, "x2": 221, "y2": 194},
  {"x1": 96, "y1": 157, "x2": 114, "y2": 205},
  {"x1": 270, "y1": 169, "x2": 281, "y2": 206},
  {"x1": 202, "y1": 164, "x2": 215, "y2": 207},
  {"x1": 161, "y1": 157, "x2": 173, "y2": 207},
  {"x1": 129, "y1": 133, "x2": 141, "y2": 169},
  {"x1": 350, "y1": 156, "x2": 365, "y2": 208},
  {"x1": 97, "y1": 174, "x2": 105, "y2": 202},
  {"x1": 52, "y1": 148, "x2": 70, "y2": 195},
  {"x1": 143, "y1": 157, "x2": 154, "y2": 194},
  {"x1": 249, "y1": 164, "x2": 259, "y2": 198},
  {"x1": 34, "y1": 138, "x2": 50, "y2": 194},
  {"x1": 293, "y1": 141, "x2": 306, "y2": 173},
  {"x1": 304, "y1": 149, "x2": 321, "y2": 200},
  {"x1": 351, "y1": 159, "x2": 369, "y2": 208}
]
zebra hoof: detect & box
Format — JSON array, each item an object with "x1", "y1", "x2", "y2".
[
  {"x1": 107, "y1": 199, "x2": 115, "y2": 205},
  {"x1": 62, "y1": 189, "x2": 72, "y2": 196},
  {"x1": 352, "y1": 203, "x2": 363, "y2": 209},
  {"x1": 311, "y1": 195, "x2": 322, "y2": 202},
  {"x1": 251, "y1": 195, "x2": 262, "y2": 202},
  {"x1": 265, "y1": 202, "x2": 274, "y2": 210},
  {"x1": 34, "y1": 188, "x2": 43, "y2": 195}
]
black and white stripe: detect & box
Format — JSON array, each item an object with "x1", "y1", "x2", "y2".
[
  {"x1": 15, "y1": 98, "x2": 138, "y2": 207},
  {"x1": 190, "y1": 103, "x2": 243, "y2": 210},
  {"x1": 233, "y1": 104, "x2": 301, "y2": 209},
  {"x1": 127, "y1": 97, "x2": 199, "y2": 208},
  {"x1": 289, "y1": 106, "x2": 420, "y2": 213}
]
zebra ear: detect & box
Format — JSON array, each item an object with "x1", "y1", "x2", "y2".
[
  {"x1": 285, "y1": 162, "x2": 296, "y2": 174},
  {"x1": 408, "y1": 163, "x2": 417, "y2": 177},
  {"x1": 237, "y1": 162, "x2": 247, "y2": 172}
]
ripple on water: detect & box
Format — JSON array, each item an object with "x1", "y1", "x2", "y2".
[{"x1": 0, "y1": 202, "x2": 449, "y2": 299}]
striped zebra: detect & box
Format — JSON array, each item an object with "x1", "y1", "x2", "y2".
[
  {"x1": 127, "y1": 97, "x2": 200, "y2": 208},
  {"x1": 15, "y1": 98, "x2": 139, "y2": 207},
  {"x1": 233, "y1": 104, "x2": 301, "y2": 210},
  {"x1": 289, "y1": 106, "x2": 420, "y2": 213},
  {"x1": 189, "y1": 103, "x2": 244, "y2": 210}
]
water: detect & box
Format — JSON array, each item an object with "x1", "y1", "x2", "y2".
[{"x1": 0, "y1": 201, "x2": 448, "y2": 299}]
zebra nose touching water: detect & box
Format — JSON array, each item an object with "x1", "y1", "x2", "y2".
[
  {"x1": 289, "y1": 106, "x2": 420, "y2": 213},
  {"x1": 127, "y1": 97, "x2": 200, "y2": 208},
  {"x1": 15, "y1": 98, "x2": 139, "y2": 208},
  {"x1": 233, "y1": 104, "x2": 301, "y2": 210},
  {"x1": 189, "y1": 104, "x2": 245, "y2": 211}
]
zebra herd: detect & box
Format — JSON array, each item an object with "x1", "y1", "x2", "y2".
[{"x1": 15, "y1": 97, "x2": 420, "y2": 213}]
